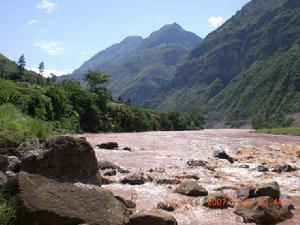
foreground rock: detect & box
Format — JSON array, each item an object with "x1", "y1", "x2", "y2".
[
  {"x1": 234, "y1": 197, "x2": 293, "y2": 224},
  {"x1": 128, "y1": 210, "x2": 178, "y2": 225},
  {"x1": 120, "y1": 173, "x2": 147, "y2": 185},
  {"x1": 7, "y1": 172, "x2": 129, "y2": 225},
  {"x1": 213, "y1": 150, "x2": 234, "y2": 163},
  {"x1": 203, "y1": 193, "x2": 232, "y2": 209},
  {"x1": 97, "y1": 142, "x2": 118, "y2": 150},
  {"x1": 20, "y1": 136, "x2": 101, "y2": 184},
  {"x1": 174, "y1": 180, "x2": 208, "y2": 196}
]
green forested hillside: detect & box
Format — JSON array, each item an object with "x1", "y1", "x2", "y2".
[
  {"x1": 0, "y1": 54, "x2": 204, "y2": 146},
  {"x1": 145, "y1": 0, "x2": 300, "y2": 126},
  {"x1": 61, "y1": 23, "x2": 202, "y2": 106},
  {"x1": 0, "y1": 53, "x2": 45, "y2": 83}
]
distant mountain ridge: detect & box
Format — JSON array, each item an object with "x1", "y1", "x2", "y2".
[
  {"x1": 61, "y1": 23, "x2": 202, "y2": 105},
  {"x1": 144, "y1": 0, "x2": 300, "y2": 126}
]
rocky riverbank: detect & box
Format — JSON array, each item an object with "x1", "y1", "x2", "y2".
[
  {"x1": 0, "y1": 129, "x2": 299, "y2": 224},
  {"x1": 86, "y1": 129, "x2": 300, "y2": 225}
]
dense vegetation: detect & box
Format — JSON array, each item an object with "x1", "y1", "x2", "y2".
[
  {"x1": 61, "y1": 23, "x2": 202, "y2": 106},
  {"x1": 145, "y1": 0, "x2": 300, "y2": 128},
  {"x1": 0, "y1": 55, "x2": 204, "y2": 146}
]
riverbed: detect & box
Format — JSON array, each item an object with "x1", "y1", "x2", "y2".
[{"x1": 84, "y1": 129, "x2": 300, "y2": 225}]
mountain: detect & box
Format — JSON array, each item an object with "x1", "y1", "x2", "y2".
[
  {"x1": 145, "y1": 0, "x2": 300, "y2": 126},
  {"x1": 61, "y1": 23, "x2": 202, "y2": 105}
]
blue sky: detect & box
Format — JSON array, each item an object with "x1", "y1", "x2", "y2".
[{"x1": 0, "y1": 0, "x2": 250, "y2": 76}]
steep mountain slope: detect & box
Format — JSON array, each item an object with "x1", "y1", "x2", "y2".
[
  {"x1": 62, "y1": 23, "x2": 202, "y2": 105},
  {"x1": 0, "y1": 53, "x2": 43, "y2": 83},
  {"x1": 145, "y1": 0, "x2": 300, "y2": 125}
]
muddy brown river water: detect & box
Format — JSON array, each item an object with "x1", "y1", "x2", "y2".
[{"x1": 84, "y1": 129, "x2": 300, "y2": 225}]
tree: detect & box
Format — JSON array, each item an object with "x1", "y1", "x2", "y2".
[
  {"x1": 83, "y1": 70, "x2": 108, "y2": 91},
  {"x1": 17, "y1": 54, "x2": 26, "y2": 79},
  {"x1": 38, "y1": 62, "x2": 45, "y2": 76}
]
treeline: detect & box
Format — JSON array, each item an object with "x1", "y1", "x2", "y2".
[{"x1": 0, "y1": 66, "x2": 204, "y2": 145}]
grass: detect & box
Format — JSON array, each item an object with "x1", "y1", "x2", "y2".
[
  {"x1": 0, "y1": 193, "x2": 16, "y2": 225},
  {"x1": 257, "y1": 127, "x2": 300, "y2": 136},
  {"x1": 0, "y1": 103, "x2": 55, "y2": 146}
]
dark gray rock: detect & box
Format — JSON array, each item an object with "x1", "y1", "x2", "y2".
[
  {"x1": 156, "y1": 202, "x2": 175, "y2": 212},
  {"x1": 7, "y1": 172, "x2": 130, "y2": 225},
  {"x1": 128, "y1": 210, "x2": 178, "y2": 225},
  {"x1": 104, "y1": 170, "x2": 117, "y2": 176},
  {"x1": 257, "y1": 165, "x2": 269, "y2": 172},
  {"x1": 97, "y1": 142, "x2": 118, "y2": 150},
  {"x1": 213, "y1": 150, "x2": 234, "y2": 163},
  {"x1": 120, "y1": 173, "x2": 147, "y2": 185},
  {"x1": 234, "y1": 197, "x2": 293, "y2": 224},
  {"x1": 174, "y1": 180, "x2": 208, "y2": 197},
  {"x1": 272, "y1": 165, "x2": 296, "y2": 173},
  {"x1": 20, "y1": 136, "x2": 101, "y2": 185}
]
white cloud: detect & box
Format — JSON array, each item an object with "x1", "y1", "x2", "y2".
[
  {"x1": 34, "y1": 40, "x2": 66, "y2": 56},
  {"x1": 36, "y1": 0, "x2": 57, "y2": 13},
  {"x1": 80, "y1": 51, "x2": 89, "y2": 55},
  {"x1": 22, "y1": 19, "x2": 37, "y2": 30},
  {"x1": 30, "y1": 68, "x2": 72, "y2": 77},
  {"x1": 208, "y1": 16, "x2": 224, "y2": 27}
]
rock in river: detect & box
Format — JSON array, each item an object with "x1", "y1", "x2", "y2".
[
  {"x1": 213, "y1": 149, "x2": 234, "y2": 163},
  {"x1": 20, "y1": 136, "x2": 101, "y2": 185},
  {"x1": 174, "y1": 180, "x2": 208, "y2": 197},
  {"x1": 6, "y1": 172, "x2": 130, "y2": 225},
  {"x1": 128, "y1": 210, "x2": 178, "y2": 225},
  {"x1": 120, "y1": 173, "x2": 147, "y2": 185},
  {"x1": 203, "y1": 193, "x2": 233, "y2": 209},
  {"x1": 97, "y1": 142, "x2": 118, "y2": 150},
  {"x1": 234, "y1": 197, "x2": 293, "y2": 224}
]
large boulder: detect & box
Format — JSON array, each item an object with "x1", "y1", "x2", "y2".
[
  {"x1": 20, "y1": 136, "x2": 100, "y2": 184},
  {"x1": 7, "y1": 172, "x2": 130, "y2": 225},
  {"x1": 234, "y1": 197, "x2": 293, "y2": 224},
  {"x1": 128, "y1": 210, "x2": 178, "y2": 225},
  {"x1": 174, "y1": 180, "x2": 208, "y2": 197}
]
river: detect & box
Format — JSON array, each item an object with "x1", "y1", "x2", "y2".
[{"x1": 84, "y1": 129, "x2": 300, "y2": 225}]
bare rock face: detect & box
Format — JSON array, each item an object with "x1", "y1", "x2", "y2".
[
  {"x1": 128, "y1": 210, "x2": 178, "y2": 225},
  {"x1": 20, "y1": 136, "x2": 100, "y2": 184},
  {"x1": 8, "y1": 172, "x2": 130, "y2": 225},
  {"x1": 234, "y1": 197, "x2": 293, "y2": 224},
  {"x1": 174, "y1": 180, "x2": 208, "y2": 197}
]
